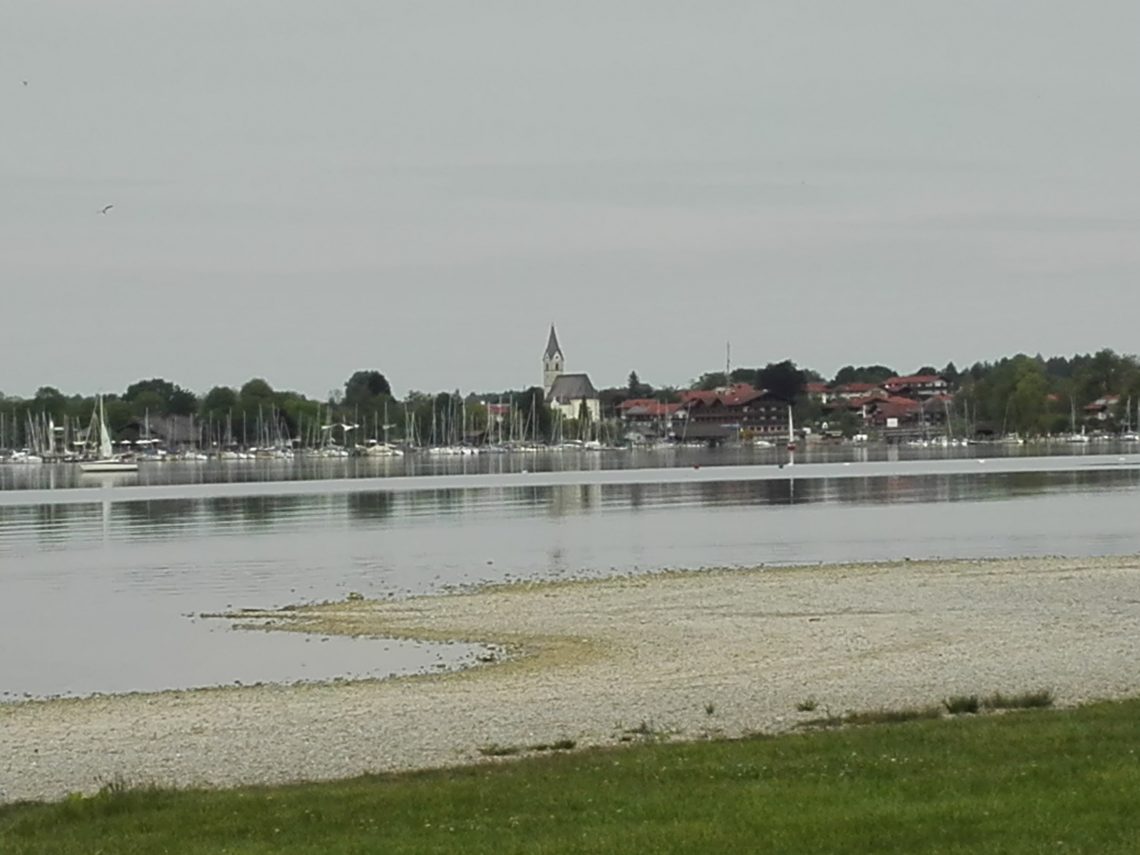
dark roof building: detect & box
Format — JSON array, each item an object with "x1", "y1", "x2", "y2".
[
  {"x1": 681, "y1": 383, "x2": 788, "y2": 437},
  {"x1": 547, "y1": 373, "x2": 598, "y2": 405}
]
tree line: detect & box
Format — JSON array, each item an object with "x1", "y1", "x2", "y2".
[
  {"x1": 2, "y1": 349, "x2": 1138, "y2": 448},
  {"x1": 0, "y1": 371, "x2": 561, "y2": 449}
]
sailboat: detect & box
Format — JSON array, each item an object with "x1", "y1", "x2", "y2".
[
  {"x1": 80, "y1": 396, "x2": 138, "y2": 473},
  {"x1": 1065, "y1": 397, "x2": 1089, "y2": 444}
]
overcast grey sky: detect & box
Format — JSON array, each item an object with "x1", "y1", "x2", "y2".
[{"x1": 3, "y1": 2, "x2": 1138, "y2": 398}]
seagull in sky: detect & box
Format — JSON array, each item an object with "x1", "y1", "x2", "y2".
[{"x1": 99, "y1": 204, "x2": 114, "y2": 215}]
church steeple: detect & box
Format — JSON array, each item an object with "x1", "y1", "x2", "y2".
[{"x1": 543, "y1": 324, "x2": 565, "y2": 394}]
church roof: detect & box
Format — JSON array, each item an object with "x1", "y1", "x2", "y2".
[
  {"x1": 544, "y1": 325, "x2": 563, "y2": 360},
  {"x1": 547, "y1": 373, "x2": 597, "y2": 403}
]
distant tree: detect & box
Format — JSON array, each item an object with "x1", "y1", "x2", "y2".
[
  {"x1": 129, "y1": 390, "x2": 166, "y2": 419},
  {"x1": 103, "y1": 397, "x2": 133, "y2": 438},
  {"x1": 1076, "y1": 349, "x2": 1125, "y2": 403},
  {"x1": 1044, "y1": 355, "x2": 1076, "y2": 379},
  {"x1": 168, "y1": 387, "x2": 199, "y2": 416},
  {"x1": 626, "y1": 371, "x2": 653, "y2": 398},
  {"x1": 941, "y1": 362, "x2": 961, "y2": 386},
  {"x1": 915, "y1": 366, "x2": 938, "y2": 376},
  {"x1": 756, "y1": 360, "x2": 806, "y2": 403},
  {"x1": 728, "y1": 367, "x2": 755, "y2": 384},
  {"x1": 344, "y1": 370, "x2": 392, "y2": 406},
  {"x1": 693, "y1": 372, "x2": 728, "y2": 391},
  {"x1": 465, "y1": 401, "x2": 488, "y2": 436},
  {"x1": 124, "y1": 378, "x2": 176, "y2": 404},
  {"x1": 123, "y1": 378, "x2": 198, "y2": 416},
  {"x1": 239, "y1": 378, "x2": 275, "y2": 405},
  {"x1": 598, "y1": 388, "x2": 627, "y2": 417},
  {"x1": 830, "y1": 408, "x2": 862, "y2": 438},
  {"x1": 514, "y1": 386, "x2": 554, "y2": 441},
  {"x1": 832, "y1": 365, "x2": 897, "y2": 386},
  {"x1": 201, "y1": 386, "x2": 239, "y2": 418},
  {"x1": 1008, "y1": 361, "x2": 1049, "y2": 436},
  {"x1": 32, "y1": 386, "x2": 68, "y2": 420}
]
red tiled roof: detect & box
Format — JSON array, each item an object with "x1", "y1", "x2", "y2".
[
  {"x1": 884, "y1": 374, "x2": 944, "y2": 387},
  {"x1": 720, "y1": 384, "x2": 766, "y2": 406},
  {"x1": 680, "y1": 389, "x2": 718, "y2": 405},
  {"x1": 805, "y1": 382, "x2": 830, "y2": 394},
  {"x1": 1085, "y1": 395, "x2": 1120, "y2": 411},
  {"x1": 682, "y1": 384, "x2": 768, "y2": 409},
  {"x1": 855, "y1": 395, "x2": 923, "y2": 417},
  {"x1": 882, "y1": 395, "x2": 922, "y2": 410},
  {"x1": 836, "y1": 382, "x2": 880, "y2": 394},
  {"x1": 618, "y1": 398, "x2": 655, "y2": 410},
  {"x1": 873, "y1": 397, "x2": 924, "y2": 420}
]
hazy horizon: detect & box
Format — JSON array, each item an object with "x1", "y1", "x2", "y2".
[{"x1": 4, "y1": 2, "x2": 1138, "y2": 399}]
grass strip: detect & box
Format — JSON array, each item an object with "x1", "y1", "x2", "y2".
[{"x1": 2, "y1": 698, "x2": 1138, "y2": 854}]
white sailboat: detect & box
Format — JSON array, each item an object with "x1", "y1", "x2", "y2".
[{"x1": 80, "y1": 396, "x2": 138, "y2": 473}]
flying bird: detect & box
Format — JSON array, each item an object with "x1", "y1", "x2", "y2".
[{"x1": 99, "y1": 204, "x2": 114, "y2": 215}]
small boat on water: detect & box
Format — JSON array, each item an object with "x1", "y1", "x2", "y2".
[{"x1": 80, "y1": 397, "x2": 138, "y2": 474}]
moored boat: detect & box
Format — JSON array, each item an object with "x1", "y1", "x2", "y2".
[{"x1": 80, "y1": 396, "x2": 138, "y2": 474}]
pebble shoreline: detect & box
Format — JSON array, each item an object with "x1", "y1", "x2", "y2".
[{"x1": 3, "y1": 556, "x2": 1139, "y2": 804}]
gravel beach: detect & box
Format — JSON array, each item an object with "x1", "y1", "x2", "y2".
[{"x1": 3, "y1": 555, "x2": 1140, "y2": 804}]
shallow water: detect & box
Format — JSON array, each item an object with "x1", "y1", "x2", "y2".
[{"x1": 2, "y1": 454, "x2": 1139, "y2": 699}]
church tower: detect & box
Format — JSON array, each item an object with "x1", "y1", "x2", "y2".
[{"x1": 543, "y1": 324, "x2": 564, "y2": 395}]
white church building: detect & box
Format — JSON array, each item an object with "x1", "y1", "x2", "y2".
[{"x1": 542, "y1": 326, "x2": 601, "y2": 423}]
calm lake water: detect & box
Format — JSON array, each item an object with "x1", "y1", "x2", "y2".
[
  {"x1": 3, "y1": 451, "x2": 1139, "y2": 700},
  {"x1": 1, "y1": 440, "x2": 1135, "y2": 492}
]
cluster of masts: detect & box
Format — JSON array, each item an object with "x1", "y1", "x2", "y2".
[{"x1": 0, "y1": 398, "x2": 626, "y2": 466}]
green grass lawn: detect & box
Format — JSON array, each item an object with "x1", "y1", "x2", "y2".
[{"x1": 3, "y1": 698, "x2": 1139, "y2": 854}]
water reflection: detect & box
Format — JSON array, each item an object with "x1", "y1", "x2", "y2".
[
  {"x1": 347, "y1": 491, "x2": 394, "y2": 521},
  {"x1": 3, "y1": 465, "x2": 1140, "y2": 700},
  {"x1": 2, "y1": 441, "x2": 1135, "y2": 493},
  {"x1": 2, "y1": 469, "x2": 1137, "y2": 553}
]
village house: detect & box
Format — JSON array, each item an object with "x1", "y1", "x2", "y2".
[
  {"x1": 678, "y1": 384, "x2": 788, "y2": 443},
  {"x1": 1084, "y1": 395, "x2": 1120, "y2": 423},
  {"x1": 831, "y1": 382, "x2": 888, "y2": 401},
  {"x1": 617, "y1": 398, "x2": 684, "y2": 440},
  {"x1": 882, "y1": 374, "x2": 950, "y2": 400},
  {"x1": 825, "y1": 392, "x2": 951, "y2": 430},
  {"x1": 804, "y1": 382, "x2": 831, "y2": 403}
]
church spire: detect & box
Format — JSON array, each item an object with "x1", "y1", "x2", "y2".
[
  {"x1": 543, "y1": 324, "x2": 565, "y2": 395},
  {"x1": 544, "y1": 324, "x2": 563, "y2": 361}
]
